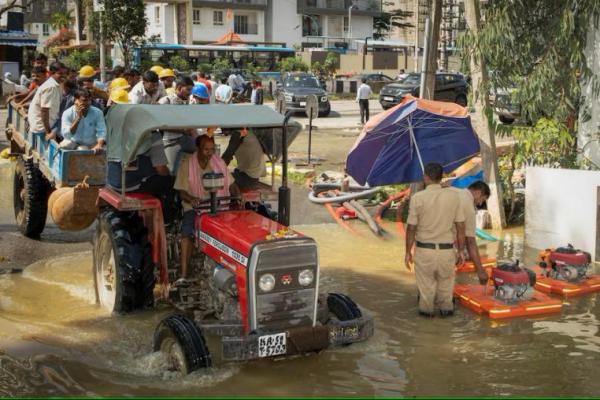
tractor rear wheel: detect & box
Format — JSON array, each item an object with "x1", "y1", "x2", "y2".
[
  {"x1": 154, "y1": 314, "x2": 211, "y2": 375},
  {"x1": 93, "y1": 210, "x2": 155, "y2": 314},
  {"x1": 327, "y1": 292, "x2": 362, "y2": 321},
  {"x1": 13, "y1": 157, "x2": 49, "y2": 238}
]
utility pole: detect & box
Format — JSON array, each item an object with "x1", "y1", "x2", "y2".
[
  {"x1": 414, "y1": 0, "x2": 419, "y2": 72},
  {"x1": 420, "y1": 0, "x2": 441, "y2": 100},
  {"x1": 464, "y1": 0, "x2": 507, "y2": 229}
]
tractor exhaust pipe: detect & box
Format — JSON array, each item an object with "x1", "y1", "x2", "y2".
[{"x1": 278, "y1": 112, "x2": 293, "y2": 226}]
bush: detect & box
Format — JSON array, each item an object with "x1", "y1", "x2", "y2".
[
  {"x1": 277, "y1": 56, "x2": 309, "y2": 72},
  {"x1": 63, "y1": 49, "x2": 99, "y2": 71},
  {"x1": 169, "y1": 55, "x2": 189, "y2": 72}
]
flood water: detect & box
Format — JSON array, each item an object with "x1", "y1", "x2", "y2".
[{"x1": 0, "y1": 163, "x2": 599, "y2": 396}]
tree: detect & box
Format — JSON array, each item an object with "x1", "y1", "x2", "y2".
[
  {"x1": 277, "y1": 56, "x2": 310, "y2": 73},
  {"x1": 90, "y1": 0, "x2": 148, "y2": 68},
  {"x1": 50, "y1": 10, "x2": 73, "y2": 31},
  {"x1": 373, "y1": 1, "x2": 414, "y2": 40}
]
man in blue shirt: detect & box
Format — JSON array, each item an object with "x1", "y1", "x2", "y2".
[{"x1": 60, "y1": 89, "x2": 106, "y2": 153}]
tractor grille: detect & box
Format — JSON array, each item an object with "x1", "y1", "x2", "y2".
[{"x1": 250, "y1": 238, "x2": 318, "y2": 332}]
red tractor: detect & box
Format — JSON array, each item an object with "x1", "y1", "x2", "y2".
[{"x1": 93, "y1": 104, "x2": 373, "y2": 374}]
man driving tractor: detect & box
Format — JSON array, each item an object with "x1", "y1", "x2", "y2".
[{"x1": 173, "y1": 134, "x2": 239, "y2": 286}]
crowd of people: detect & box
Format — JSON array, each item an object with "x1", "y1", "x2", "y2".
[{"x1": 9, "y1": 54, "x2": 269, "y2": 287}]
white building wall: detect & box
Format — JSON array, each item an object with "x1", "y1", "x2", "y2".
[
  {"x1": 191, "y1": 7, "x2": 265, "y2": 43},
  {"x1": 270, "y1": 0, "x2": 301, "y2": 48},
  {"x1": 525, "y1": 167, "x2": 600, "y2": 261}
]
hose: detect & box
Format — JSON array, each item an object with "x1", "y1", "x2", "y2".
[
  {"x1": 308, "y1": 186, "x2": 381, "y2": 204},
  {"x1": 375, "y1": 188, "x2": 411, "y2": 238},
  {"x1": 476, "y1": 228, "x2": 498, "y2": 241}
]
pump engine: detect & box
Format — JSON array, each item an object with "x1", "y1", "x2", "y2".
[
  {"x1": 539, "y1": 244, "x2": 591, "y2": 283},
  {"x1": 492, "y1": 261, "x2": 536, "y2": 303}
]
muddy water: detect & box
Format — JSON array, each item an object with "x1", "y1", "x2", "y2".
[
  {"x1": 0, "y1": 158, "x2": 599, "y2": 396},
  {"x1": 0, "y1": 222, "x2": 598, "y2": 396}
]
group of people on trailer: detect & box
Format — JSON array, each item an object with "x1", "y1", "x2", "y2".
[{"x1": 11, "y1": 53, "x2": 268, "y2": 288}]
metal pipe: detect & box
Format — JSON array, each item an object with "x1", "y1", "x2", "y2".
[
  {"x1": 414, "y1": 0, "x2": 419, "y2": 72},
  {"x1": 99, "y1": 10, "x2": 106, "y2": 82},
  {"x1": 419, "y1": 17, "x2": 431, "y2": 99},
  {"x1": 278, "y1": 112, "x2": 293, "y2": 226}
]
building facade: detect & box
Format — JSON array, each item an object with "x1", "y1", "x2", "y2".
[
  {"x1": 0, "y1": 0, "x2": 66, "y2": 49},
  {"x1": 144, "y1": 0, "x2": 381, "y2": 50}
]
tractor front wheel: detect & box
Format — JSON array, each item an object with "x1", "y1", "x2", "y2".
[
  {"x1": 13, "y1": 157, "x2": 49, "y2": 239},
  {"x1": 154, "y1": 314, "x2": 211, "y2": 375}
]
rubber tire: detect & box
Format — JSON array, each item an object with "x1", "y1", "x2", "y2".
[
  {"x1": 318, "y1": 105, "x2": 331, "y2": 117},
  {"x1": 455, "y1": 94, "x2": 468, "y2": 107},
  {"x1": 93, "y1": 210, "x2": 155, "y2": 314},
  {"x1": 13, "y1": 157, "x2": 49, "y2": 238},
  {"x1": 154, "y1": 314, "x2": 211, "y2": 374},
  {"x1": 327, "y1": 293, "x2": 362, "y2": 321},
  {"x1": 499, "y1": 115, "x2": 514, "y2": 125}
]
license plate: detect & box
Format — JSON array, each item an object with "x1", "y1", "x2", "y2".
[
  {"x1": 299, "y1": 101, "x2": 306, "y2": 107},
  {"x1": 258, "y1": 332, "x2": 287, "y2": 358},
  {"x1": 383, "y1": 96, "x2": 394, "y2": 101}
]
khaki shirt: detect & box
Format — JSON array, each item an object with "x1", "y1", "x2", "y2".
[
  {"x1": 407, "y1": 183, "x2": 465, "y2": 243},
  {"x1": 235, "y1": 132, "x2": 266, "y2": 179},
  {"x1": 449, "y1": 187, "x2": 477, "y2": 238}
]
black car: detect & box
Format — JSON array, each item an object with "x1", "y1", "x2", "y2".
[
  {"x1": 277, "y1": 73, "x2": 331, "y2": 117},
  {"x1": 379, "y1": 73, "x2": 468, "y2": 110}
]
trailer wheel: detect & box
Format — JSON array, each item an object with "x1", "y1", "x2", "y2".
[
  {"x1": 327, "y1": 293, "x2": 362, "y2": 321},
  {"x1": 154, "y1": 314, "x2": 211, "y2": 375},
  {"x1": 93, "y1": 210, "x2": 155, "y2": 314},
  {"x1": 13, "y1": 157, "x2": 49, "y2": 238}
]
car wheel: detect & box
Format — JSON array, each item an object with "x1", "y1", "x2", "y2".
[
  {"x1": 13, "y1": 157, "x2": 49, "y2": 239},
  {"x1": 318, "y1": 105, "x2": 331, "y2": 117},
  {"x1": 154, "y1": 314, "x2": 211, "y2": 375},
  {"x1": 455, "y1": 94, "x2": 468, "y2": 107},
  {"x1": 499, "y1": 115, "x2": 514, "y2": 125}
]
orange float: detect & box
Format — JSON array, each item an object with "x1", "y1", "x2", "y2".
[
  {"x1": 531, "y1": 265, "x2": 600, "y2": 298},
  {"x1": 456, "y1": 255, "x2": 497, "y2": 273},
  {"x1": 454, "y1": 283, "x2": 563, "y2": 319}
]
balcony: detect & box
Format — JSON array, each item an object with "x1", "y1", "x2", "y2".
[
  {"x1": 234, "y1": 22, "x2": 259, "y2": 35},
  {"x1": 297, "y1": 0, "x2": 382, "y2": 16},
  {"x1": 193, "y1": 0, "x2": 267, "y2": 10}
]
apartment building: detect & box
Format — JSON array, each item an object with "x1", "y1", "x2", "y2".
[
  {"x1": 144, "y1": 0, "x2": 381, "y2": 49},
  {"x1": 0, "y1": 0, "x2": 66, "y2": 49}
]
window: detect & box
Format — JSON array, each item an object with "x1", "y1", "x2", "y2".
[
  {"x1": 43, "y1": 0, "x2": 50, "y2": 13},
  {"x1": 42, "y1": 23, "x2": 49, "y2": 36},
  {"x1": 213, "y1": 10, "x2": 223, "y2": 26},
  {"x1": 155, "y1": 6, "x2": 160, "y2": 25},
  {"x1": 234, "y1": 14, "x2": 249, "y2": 34},
  {"x1": 193, "y1": 9, "x2": 201, "y2": 25},
  {"x1": 302, "y1": 14, "x2": 321, "y2": 36},
  {"x1": 343, "y1": 16, "x2": 349, "y2": 34}
]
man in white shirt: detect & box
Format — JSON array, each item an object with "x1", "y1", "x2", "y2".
[
  {"x1": 129, "y1": 70, "x2": 167, "y2": 104},
  {"x1": 215, "y1": 77, "x2": 233, "y2": 104},
  {"x1": 27, "y1": 61, "x2": 67, "y2": 141},
  {"x1": 356, "y1": 78, "x2": 372, "y2": 125}
]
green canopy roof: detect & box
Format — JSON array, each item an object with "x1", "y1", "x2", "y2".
[{"x1": 106, "y1": 104, "x2": 287, "y2": 164}]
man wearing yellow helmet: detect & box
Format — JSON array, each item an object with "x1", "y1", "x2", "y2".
[
  {"x1": 150, "y1": 65, "x2": 164, "y2": 75},
  {"x1": 129, "y1": 70, "x2": 166, "y2": 104},
  {"x1": 109, "y1": 88, "x2": 129, "y2": 104},
  {"x1": 77, "y1": 65, "x2": 108, "y2": 107},
  {"x1": 158, "y1": 68, "x2": 176, "y2": 94}
]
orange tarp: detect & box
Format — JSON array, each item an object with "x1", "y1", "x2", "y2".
[{"x1": 212, "y1": 31, "x2": 245, "y2": 45}]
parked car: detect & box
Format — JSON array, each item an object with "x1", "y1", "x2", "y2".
[
  {"x1": 491, "y1": 87, "x2": 522, "y2": 124},
  {"x1": 353, "y1": 73, "x2": 395, "y2": 83},
  {"x1": 379, "y1": 72, "x2": 468, "y2": 110},
  {"x1": 277, "y1": 73, "x2": 331, "y2": 117}
]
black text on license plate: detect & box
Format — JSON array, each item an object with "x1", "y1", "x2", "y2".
[{"x1": 258, "y1": 332, "x2": 287, "y2": 358}]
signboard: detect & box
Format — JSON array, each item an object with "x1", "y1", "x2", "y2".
[
  {"x1": 276, "y1": 93, "x2": 287, "y2": 114},
  {"x1": 305, "y1": 94, "x2": 319, "y2": 120}
]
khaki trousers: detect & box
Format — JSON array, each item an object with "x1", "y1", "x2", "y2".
[{"x1": 414, "y1": 247, "x2": 456, "y2": 313}]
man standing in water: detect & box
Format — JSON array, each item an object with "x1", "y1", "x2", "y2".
[{"x1": 405, "y1": 163, "x2": 466, "y2": 317}]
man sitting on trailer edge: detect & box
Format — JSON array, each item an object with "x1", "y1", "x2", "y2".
[{"x1": 60, "y1": 89, "x2": 106, "y2": 153}]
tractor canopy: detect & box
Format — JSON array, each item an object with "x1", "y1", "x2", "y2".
[{"x1": 105, "y1": 104, "x2": 300, "y2": 164}]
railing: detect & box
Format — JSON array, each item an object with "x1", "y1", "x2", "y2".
[
  {"x1": 298, "y1": 0, "x2": 382, "y2": 13},
  {"x1": 234, "y1": 23, "x2": 259, "y2": 35}
]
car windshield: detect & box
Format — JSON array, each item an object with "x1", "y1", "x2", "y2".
[
  {"x1": 285, "y1": 75, "x2": 320, "y2": 88},
  {"x1": 401, "y1": 74, "x2": 421, "y2": 85}
]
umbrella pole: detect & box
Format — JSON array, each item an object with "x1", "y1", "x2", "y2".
[{"x1": 408, "y1": 118, "x2": 425, "y2": 174}]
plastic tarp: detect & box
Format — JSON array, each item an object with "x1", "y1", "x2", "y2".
[{"x1": 106, "y1": 104, "x2": 287, "y2": 164}]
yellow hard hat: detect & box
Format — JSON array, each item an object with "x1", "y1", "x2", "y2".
[
  {"x1": 79, "y1": 65, "x2": 96, "y2": 78},
  {"x1": 150, "y1": 65, "x2": 164, "y2": 74},
  {"x1": 110, "y1": 88, "x2": 130, "y2": 104},
  {"x1": 159, "y1": 68, "x2": 175, "y2": 79},
  {"x1": 165, "y1": 86, "x2": 176, "y2": 95},
  {"x1": 109, "y1": 77, "x2": 130, "y2": 91}
]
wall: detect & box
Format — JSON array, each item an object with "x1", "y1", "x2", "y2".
[
  {"x1": 191, "y1": 7, "x2": 265, "y2": 43},
  {"x1": 269, "y1": 0, "x2": 300, "y2": 48},
  {"x1": 525, "y1": 166, "x2": 600, "y2": 261}
]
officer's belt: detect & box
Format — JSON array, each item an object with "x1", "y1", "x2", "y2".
[{"x1": 416, "y1": 241, "x2": 454, "y2": 250}]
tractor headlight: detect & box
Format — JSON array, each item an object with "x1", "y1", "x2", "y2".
[
  {"x1": 259, "y1": 273, "x2": 276, "y2": 292},
  {"x1": 298, "y1": 269, "x2": 314, "y2": 286}
]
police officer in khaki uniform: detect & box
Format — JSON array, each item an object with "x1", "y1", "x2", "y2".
[
  {"x1": 405, "y1": 163, "x2": 466, "y2": 317},
  {"x1": 449, "y1": 180, "x2": 491, "y2": 285}
]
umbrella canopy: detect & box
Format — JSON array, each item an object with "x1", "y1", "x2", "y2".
[{"x1": 346, "y1": 95, "x2": 480, "y2": 186}]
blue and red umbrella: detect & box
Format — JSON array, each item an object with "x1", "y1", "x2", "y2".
[{"x1": 346, "y1": 95, "x2": 481, "y2": 186}]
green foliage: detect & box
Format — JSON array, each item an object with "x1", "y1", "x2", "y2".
[
  {"x1": 211, "y1": 58, "x2": 232, "y2": 80},
  {"x1": 49, "y1": 10, "x2": 73, "y2": 30},
  {"x1": 277, "y1": 56, "x2": 310, "y2": 73},
  {"x1": 90, "y1": 0, "x2": 148, "y2": 68},
  {"x1": 168, "y1": 55, "x2": 189, "y2": 72},
  {"x1": 459, "y1": 0, "x2": 600, "y2": 126},
  {"x1": 63, "y1": 49, "x2": 99, "y2": 71},
  {"x1": 197, "y1": 63, "x2": 213, "y2": 74},
  {"x1": 374, "y1": 1, "x2": 414, "y2": 40}
]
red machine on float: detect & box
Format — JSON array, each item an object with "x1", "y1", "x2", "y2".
[
  {"x1": 533, "y1": 245, "x2": 600, "y2": 297},
  {"x1": 454, "y1": 260, "x2": 562, "y2": 319}
]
